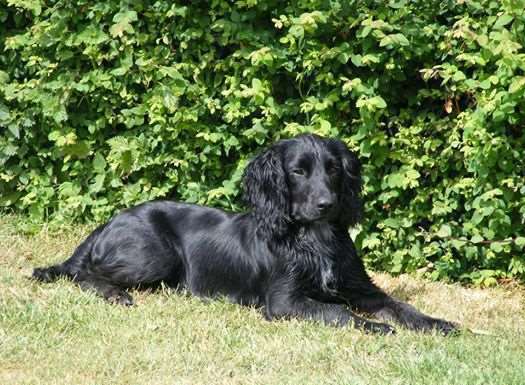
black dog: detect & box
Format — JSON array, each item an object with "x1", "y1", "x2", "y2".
[{"x1": 33, "y1": 134, "x2": 456, "y2": 334}]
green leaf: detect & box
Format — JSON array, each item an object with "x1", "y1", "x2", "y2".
[
  {"x1": 383, "y1": 218, "x2": 401, "y2": 228},
  {"x1": 405, "y1": 169, "x2": 420, "y2": 182},
  {"x1": 64, "y1": 141, "x2": 91, "y2": 158},
  {"x1": 90, "y1": 173, "x2": 105, "y2": 193},
  {"x1": 350, "y1": 54, "x2": 363, "y2": 67},
  {"x1": 362, "y1": 234, "x2": 381, "y2": 249},
  {"x1": 113, "y1": 10, "x2": 138, "y2": 24},
  {"x1": 8, "y1": 124, "x2": 19, "y2": 139},
  {"x1": 0, "y1": 103, "x2": 11, "y2": 125},
  {"x1": 379, "y1": 33, "x2": 409, "y2": 47},
  {"x1": 436, "y1": 225, "x2": 452, "y2": 238},
  {"x1": 379, "y1": 35, "x2": 394, "y2": 47},
  {"x1": 450, "y1": 239, "x2": 467, "y2": 250},
  {"x1": 493, "y1": 14, "x2": 514, "y2": 29},
  {"x1": 509, "y1": 77, "x2": 525, "y2": 94},
  {"x1": 452, "y1": 71, "x2": 466, "y2": 82},
  {"x1": 370, "y1": 95, "x2": 387, "y2": 109},
  {"x1": 93, "y1": 153, "x2": 107, "y2": 173},
  {"x1": 110, "y1": 10, "x2": 138, "y2": 38},
  {"x1": 388, "y1": 0, "x2": 407, "y2": 9},
  {"x1": 490, "y1": 242, "x2": 503, "y2": 253},
  {"x1": 387, "y1": 173, "x2": 404, "y2": 188},
  {"x1": 289, "y1": 25, "x2": 304, "y2": 38},
  {"x1": 393, "y1": 33, "x2": 409, "y2": 46},
  {"x1": 471, "y1": 235, "x2": 484, "y2": 244}
]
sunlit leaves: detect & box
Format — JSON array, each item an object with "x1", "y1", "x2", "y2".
[
  {"x1": 1, "y1": 0, "x2": 524, "y2": 284},
  {"x1": 109, "y1": 10, "x2": 138, "y2": 38}
]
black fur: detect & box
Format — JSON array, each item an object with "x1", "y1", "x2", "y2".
[{"x1": 33, "y1": 134, "x2": 456, "y2": 334}]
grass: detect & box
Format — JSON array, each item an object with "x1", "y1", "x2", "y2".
[{"x1": 1, "y1": 214, "x2": 524, "y2": 385}]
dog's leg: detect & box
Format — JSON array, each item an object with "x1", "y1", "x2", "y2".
[
  {"x1": 78, "y1": 276, "x2": 134, "y2": 306},
  {"x1": 265, "y1": 290, "x2": 395, "y2": 334},
  {"x1": 336, "y1": 248, "x2": 457, "y2": 334},
  {"x1": 350, "y1": 290, "x2": 457, "y2": 335}
]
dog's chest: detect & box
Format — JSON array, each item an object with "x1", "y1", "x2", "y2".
[
  {"x1": 290, "y1": 235, "x2": 339, "y2": 295},
  {"x1": 315, "y1": 256, "x2": 337, "y2": 294}
]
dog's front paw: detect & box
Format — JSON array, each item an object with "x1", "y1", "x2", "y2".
[
  {"x1": 362, "y1": 321, "x2": 396, "y2": 335},
  {"x1": 106, "y1": 290, "x2": 134, "y2": 306},
  {"x1": 32, "y1": 267, "x2": 56, "y2": 282},
  {"x1": 433, "y1": 319, "x2": 458, "y2": 336},
  {"x1": 413, "y1": 317, "x2": 459, "y2": 336}
]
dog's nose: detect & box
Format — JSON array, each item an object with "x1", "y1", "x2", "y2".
[{"x1": 317, "y1": 198, "x2": 334, "y2": 212}]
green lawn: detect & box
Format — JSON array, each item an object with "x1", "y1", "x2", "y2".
[{"x1": 1, "y1": 215, "x2": 524, "y2": 385}]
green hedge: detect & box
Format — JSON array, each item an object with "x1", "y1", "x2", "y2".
[{"x1": 1, "y1": 0, "x2": 524, "y2": 284}]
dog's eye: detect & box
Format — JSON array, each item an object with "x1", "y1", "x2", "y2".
[
  {"x1": 327, "y1": 165, "x2": 340, "y2": 174},
  {"x1": 292, "y1": 168, "x2": 305, "y2": 176}
]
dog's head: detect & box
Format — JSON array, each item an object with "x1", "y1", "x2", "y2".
[{"x1": 242, "y1": 134, "x2": 362, "y2": 237}]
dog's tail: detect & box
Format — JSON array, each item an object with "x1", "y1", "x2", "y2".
[{"x1": 32, "y1": 224, "x2": 106, "y2": 283}]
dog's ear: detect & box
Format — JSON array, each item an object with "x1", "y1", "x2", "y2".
[
  {"x1": 242, "y1": 143, "x2": 289, "y2": 238},
  {"x1": 331, "y1": 139, "x2": 363, "y2": 228}
]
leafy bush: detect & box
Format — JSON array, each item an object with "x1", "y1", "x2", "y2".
[{"x1": 1, "y1": 0, "x2": 524, "y2": 285}]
